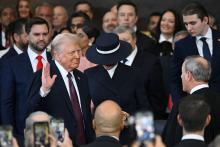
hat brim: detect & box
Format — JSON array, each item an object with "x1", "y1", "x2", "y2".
[{"x1": 86, "y1": 40, "x2": 132, "y2": 65}]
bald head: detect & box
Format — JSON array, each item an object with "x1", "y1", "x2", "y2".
[{"x1": 94, "y1": 100, "x2": 124, "y2": 135}]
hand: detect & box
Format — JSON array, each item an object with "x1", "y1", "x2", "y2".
[
  {"x1": 58, "y1": 128, "x2": 73, "y2": 147},
  {"x1": 12, "y1": 137, "x2": 19, "y2": 147},
  {"x1": 41, "y1": 62, "x2": 57, "y2": 92},
  {"x1": 49, "y1": 134, "x2": 58, "y2": 147},
  {"x1": 131, "y1": 135, "x2": 166, "y2": 147}
]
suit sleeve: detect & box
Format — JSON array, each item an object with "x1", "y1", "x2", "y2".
[{"x1": 0, "y1": 61, "x2": 16, "y2": 125}]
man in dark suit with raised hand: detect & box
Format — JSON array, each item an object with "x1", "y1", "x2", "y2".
[
  {"x1": 170, "y1": 2, "x2": 220, "y2": 102},
  {"x1": 174, "y1": 94, "x2": 210, "y2": 147},
  {"x1": 163, "y1": 56, "x2": 220, "y2": 147},
  {"x1": 27, "y1": 33, "x2": 94, "y2": 146},
  {"x1": 0, "y1": 17, "x2": 52, "y2": 146},
  {"x1": 82, "y1": 100, "x2": 125, "y2": 147}
]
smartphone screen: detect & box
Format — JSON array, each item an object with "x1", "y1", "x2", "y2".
[
  {"x1": 135, "y1": 111, "x2": 155, "y2": 142},
  {"x1": 33, "y1": 121, "x2": 50, "y2": 147},
  {"x1": 51, "y1": 118, "x2": 64, "y2": 142},
  {"x1": 0, "y1": 125, "x2": 13, "y2": 147}
]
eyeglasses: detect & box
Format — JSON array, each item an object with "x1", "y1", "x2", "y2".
[{"x1": 70, "y1": 23, "x2": 83, "y2": 29}]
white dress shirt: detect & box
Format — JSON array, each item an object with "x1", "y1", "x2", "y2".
[
  {"x1": 1, "y1": 31, "x2": 6, "y2": 47},
  {"x1": 106, "y1": 64, "x2": 118, "y2": 78},
  {"x1": 27, "y1": 46, "x2": 48, "y2": 72},
  {"x1": 181, "y1": 134, "x2": 204, "y2": 141},
  {"x1": 13, "y1": 44, "x2": 23, "y2": 54},
  {"x1": 159, "y1": 33, "x2": 173, "y2": 44},
  {"x1": 121, "y1": 46, "x2": 138, "y2": 66},
  {"x1": 196, "y1": 27, "x2": 213, "y2": 57},
  {"x1": 190, "y1": 84, "x2": 209, "y2": 94}
]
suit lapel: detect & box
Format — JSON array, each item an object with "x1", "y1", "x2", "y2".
[
  {"x1": 23, "y1": 51, "x2": 35, "y2": 75},
  {"x1": 211, "y1": 30, "x2": 220, "y2": 63},
  {"x1": 188, "y1": 36, "x2": 200, "y2": 55},
  {"x1": 112, "y1": 63, "x2": 129, "y2": 89}
]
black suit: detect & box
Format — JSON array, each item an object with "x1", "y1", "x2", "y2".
[
  {"x1": 131, "y1": 50, "x2": 167, "y2": 119},
  {"x1": 162, "y1": 87, "x2": 220, "y2": 147},
  {"x1": 85, "y1": 63, "x2": 150, "y2": 145},
  {"x1": 170, "y1": 29, "x2": 220, "y2": 102},
  {"x1": 174, "y1": 139, "x2": 207, "y2": 147},
  {"x1": 81, "y1": 136, "x2": 122, "y2": 147},
  {"x1": 27, "y1": 61, "x2": 95, "y2": 146},
  {"x1": 0, "y1": 51, "x2": 52, "y2": 146},
  {"x1": 1, "y1": 47, "x2": 18, "y2": 60},
  {"x1": 136, "y1": 31, "x2": 160, "y2": 56}
]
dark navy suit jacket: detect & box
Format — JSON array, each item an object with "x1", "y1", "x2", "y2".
[
  {"x1": 27, "y1": 61, "x2": 95, "y2": 146},
  {"x1": 1, "y1": 47, "x2": 18, "y2": 60},
  {"x1": 0, "y1": 51, "x2": 51, "y2": 145},
  {"x1": 170, "y1": 29, "x2": 220, "y2": 102}
]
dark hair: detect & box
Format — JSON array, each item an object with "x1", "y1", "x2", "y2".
[
  {"x1": 81, "y1": 23, "x2": 100, "y2": 41},
  {"x1": 146, "y1": 12, "x2": 161, "y2": 24},
  {"x1": 25, "y1": 17, "x2": 49, "y2": 34},
  {"x1": 117, "y1": 0, "x2": 138, "y2": 15},
  {"x1": 182, "y1": 2, "x2": 208, "y2": 21},
  {"x1": 155, "y1": 9, "x2": 183, "y2": 41},
  {"x1": 5, "y1": 21, "x2": 15, "y2": 41},
  {"x1": 16, "y1": 0, "x2": 32, "y2": 18},
  {"x1": 13, "y1": 18, "x2": 27, "y2": 35},
  {"x1": 178, "y1": 94, "x2": 210, "y2": 132},
  {"x1": 74, "y1": 1, "x2": 93, "y2": 12}
]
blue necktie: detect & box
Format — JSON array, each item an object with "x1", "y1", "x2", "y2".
[{"x1": 200, "y1": 37, "x2": 211, "y2": 62}]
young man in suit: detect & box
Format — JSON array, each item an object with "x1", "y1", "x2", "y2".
[
  {"x1": 85, "y1": 32, "x2": 150, "y2": 145},
  {"x1": 27, "y1": 33, "x2": 94, "y2": 146},
  {"x1": 174, "y1": 94, "x2": 210, "y2": 147},
  {"x1": 0, "y1": 17, "x2": 52, "y2": 146},
  {"x1": 163, "y1": 56, "x2": 220, "y2": 147},
  {"x1": 113, "y1": 25, "x2": 167, "y2": 119},
  {"x1": 117, "y1": 0, "x2": 159, "y2": 56},
  {"x1": 170, "y1": 2, "x2": 220, "y2": 102},
  {"x1": 82, "y1": 100, "x2": 125, "y2": 147}
]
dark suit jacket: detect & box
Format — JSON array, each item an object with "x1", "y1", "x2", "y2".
[
  {"x1": 27, "y1": 61, "x2": 95, "y2": 145},
  {"x1": 174, "y1": 139, "x2": 207, "y2": 147},
  {"x1": 1, "y1": 47, "x2": 18, "y2": 60},
  {"x1": 162, "y1": 88, "x2": 220, "y2": 147},
  {"x1": 136, "y1": 30, "x2": 160, "y2": 56},
  {"x1": 0, "y1": 51, "x2": 51, "y2": 145},
  {"x1": 131, "y1": 50, "x2": 167, "y2": 119},
  {"x1": 170, "y1": 29, "x2": 220, "y2": 102},
  {"x1": 81, "y1": 136, "x2": 122, "y2": 147}
]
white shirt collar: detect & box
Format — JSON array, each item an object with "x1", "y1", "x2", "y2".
[
  {"x1": 1, "y1": 31, "x2": 6, "y2": 47},
  {"x1": 196, "y1": 27, "x2": 212, "y2": 41},
  {"x1": 182, "y1": 134, "x2": 204, "y2": 141},
  {"x1": 55, "y1": 60, "x2": 69, "y2": 79},
  {"x1": 106, "y1": 64, "x2": 118, "y2": 78},
  {"x1": 13, "y1": 44, "x2": 23, "y2": 54},
  {"x1": 123, "y1": 46, "x2": 137, "y2": 66},
  {"x1": 190, "y1": 84, "x2": 209, "y2": 94},
  {"x1": 159, "y1": 34, "x2": 173, "y2": 43}
]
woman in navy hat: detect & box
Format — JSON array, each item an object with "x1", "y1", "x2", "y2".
[{"x1": 85, "y1": 32, "x2": 151, "y2": 146}]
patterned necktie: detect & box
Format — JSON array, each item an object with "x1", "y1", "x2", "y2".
[
  {"x1": 36, "y1": 55, "x2": 43, "y2": 71},
  {"x1": 67, "y1": 72, "x2": 86, "y2": 145},
  {"x1": 200, "y1": 37, "x2": 211, "y2": 62}
]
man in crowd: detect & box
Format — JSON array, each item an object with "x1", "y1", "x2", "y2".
[
  {"x1": 170, "y1": 2, "x2": 220, "y2": 102},
  {"x1": 1, "y1": 17, "x2": 52, "y2": 146},
  {"x1": 102, "y1": 11, "x2": 118, "y2": 33},
  {"x1": 163, "y1": 56, "x2": 220, "y2": 147},
  {"x1": 175, "y1": 95, "x2": 210, "y2": 147},
  {"x1": 27, "y1": 33, "x2": 94, "y2": 146},
  {"x1": 117, "y1": 0, "x2": 159, "y2": 56},
  {"x1": 82, "y1": 100, "x2": 125, "y2": 147}
]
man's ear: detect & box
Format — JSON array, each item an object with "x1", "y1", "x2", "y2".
[
  {"x1": 205, "y1": 114, "x2": 211, "y2": 127},
  {"x1": 203, "y1": 16, "x2": 209, "y2": 24},
  {"x1": 177, "y1": 114, "x2": 184, "y2": 127},
  {"x1": 92, "y1": 119, "x2": 96, "y2": 130}
]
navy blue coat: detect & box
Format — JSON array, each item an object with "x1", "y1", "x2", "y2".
[
  {"x1": 170, "y1": 29, "x2": 220, "y2": 102},
  {"x1": 27, "y1": 61, "x2": 95, "y2": 146},
  {"x1": 0, "y1": 51, "x2": 51, "y2": 146}
]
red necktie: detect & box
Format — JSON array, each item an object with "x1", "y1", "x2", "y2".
[
  {"x1": 67, "y1": 72, "x2": 86, "y2": 145},
  {"x1": 36, "y1": 55, "x2": 43, "y2": 71}
]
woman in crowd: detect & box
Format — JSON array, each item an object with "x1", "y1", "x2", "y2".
[
  {"x1": 16, "y1": 0, "x2": 32, "y2": 18},
  {"x1": 76, "y1": 23, "x2": 100, "y2": 72}
]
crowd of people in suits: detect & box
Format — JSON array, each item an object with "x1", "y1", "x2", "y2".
[{"x1": 0, "y1": 0, "x2": 220, "y2": 147}]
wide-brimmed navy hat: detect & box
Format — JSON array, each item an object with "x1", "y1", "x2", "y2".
[{"x1": 86, "y1": 32, "x2": 132, "y2": 65}]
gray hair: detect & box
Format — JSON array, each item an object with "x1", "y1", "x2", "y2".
[
  {"x1": 24, "y1": 111, "x2": 51, "y2": 147},
  {"x1": 209, "y1": 135, "x2": 220, "y2": 147},
  {"x1": 113, "y1": 25, "x2": 136, "y2": 38},
  {"x1": 174, "y1": 30, "x2": 189, "y2": 42},
  {"x1": 184, "y1": 55, "x2": 211, "y2": 82},
  {"x1": 51, "y1": 33, "x2": 80, "y2": 56}
]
